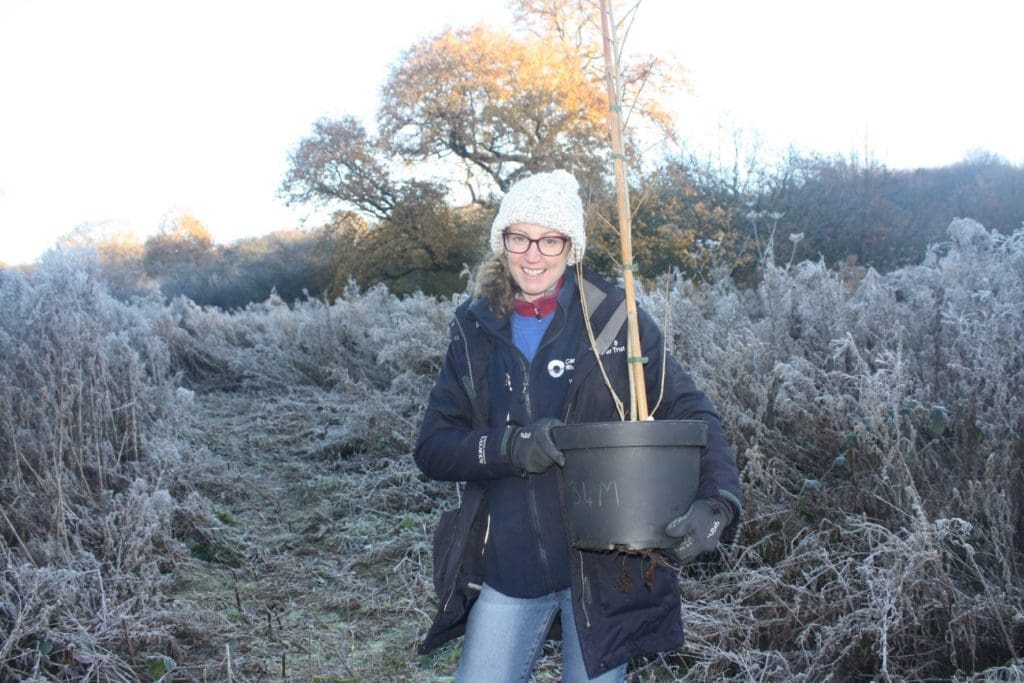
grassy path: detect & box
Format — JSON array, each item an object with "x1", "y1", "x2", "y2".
[{"x1": 166, "y1": 389, "x2": 458, "y2": 681}]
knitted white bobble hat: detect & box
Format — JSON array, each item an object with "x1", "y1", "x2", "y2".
[{"x1": 490, "y1": 169, "x2": 586, "y2": 265}]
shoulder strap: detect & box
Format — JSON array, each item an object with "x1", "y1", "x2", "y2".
[{"x1": 580, "y1": 276, "x2": 628, "y2": 355}]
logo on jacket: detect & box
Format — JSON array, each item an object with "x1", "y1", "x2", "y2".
[
  {"x1": 602, "y1": 339, "x2": 626, "y2": 355},
  {"x1": 547, "y1": 357, "x2": 575, "y2": 379}
]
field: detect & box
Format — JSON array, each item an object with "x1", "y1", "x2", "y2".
[{"x1": 1, "y1": 218, "x2": 1022, "y2": 681}]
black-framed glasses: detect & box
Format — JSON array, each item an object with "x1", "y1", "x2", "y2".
[{"x1": 502, "y1": 230, "x2": 569, "y2": 257}]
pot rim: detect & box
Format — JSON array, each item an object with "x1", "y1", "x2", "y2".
[{"x1": 553, "y1": 418, "x2": 707, "y2": 450}]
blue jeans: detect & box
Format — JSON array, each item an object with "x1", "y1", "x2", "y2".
[{"x1": 456, "y1": 584, "x2": 627, "y2": 683}]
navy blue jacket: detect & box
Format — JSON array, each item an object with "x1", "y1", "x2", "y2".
[{"x1": 414, "y1": 268, "x2": 741, "y2": 677}]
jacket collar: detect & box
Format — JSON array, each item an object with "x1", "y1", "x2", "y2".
[
  {"x1": 468, "y1": 268, "x2": 581, "y2": 332},
  {"x1": 513, "y1": 276, "x2": 563, "y2": 319}
]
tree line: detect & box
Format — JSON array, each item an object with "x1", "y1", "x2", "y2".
[
  {"x1": 44, "y1": 146, "x2": 1020, "y2": 308},
  {"x1": 17, "y1": 1, "x2": 1024, "y2": 306}
]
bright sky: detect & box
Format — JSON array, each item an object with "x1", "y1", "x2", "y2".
[{"x1": 1, "y1": 0, "x2": 1021, "y2": 266}]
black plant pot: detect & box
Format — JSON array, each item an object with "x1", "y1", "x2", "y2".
[{"x1": 552, "y1": 419, "x2": 706, "y2": 551}]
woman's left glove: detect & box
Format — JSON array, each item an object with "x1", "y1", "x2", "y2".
[{"x1": 664, "y1": 497, "x2": 734, "y2": 563}]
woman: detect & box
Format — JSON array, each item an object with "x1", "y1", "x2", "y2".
[{"x1": 414, "y1": 170, "x2": 741, "y2": 682}]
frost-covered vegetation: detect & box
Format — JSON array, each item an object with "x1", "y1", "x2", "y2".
[
  {"x1": 646, "y1": 218, "x2": 1024, "y2": 680},
  {"x1": 0, "y1": 252, "x2": 195, "y2": 680},
  {"x1": 2, "y1": 220, "x2": 1022, "y2": 680}
]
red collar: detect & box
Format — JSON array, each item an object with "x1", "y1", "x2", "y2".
[{"x1": 513, "y1": 278, "x2": 563, "y2": 319}]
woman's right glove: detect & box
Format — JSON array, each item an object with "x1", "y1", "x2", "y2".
[
  {"x1": 664, "y1": 497, "x2": 734, "y2": 563},
  {"x1": 507, "y1": 418, "x2": 565, "y2": 474}
]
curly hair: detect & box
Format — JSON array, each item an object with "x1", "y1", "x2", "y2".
[{"x1": 473, "y1": 255, "x2": 517, "y2": 318}]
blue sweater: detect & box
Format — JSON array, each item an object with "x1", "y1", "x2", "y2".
[{"x1": 511, "y1": 310, "x2": 554, "y2": 362}]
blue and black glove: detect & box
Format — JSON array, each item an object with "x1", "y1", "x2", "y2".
[
  {"x1": 508, "y1": 418, "x2": 565, "y2": 474},
  {"x1": 664, "y1": 497, "x2": 734, "y2": 563}
]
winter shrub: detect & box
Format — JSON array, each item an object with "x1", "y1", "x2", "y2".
[
  {"x1": 164, "y1": 281, "x2": 456, "y2": 393},
  {"x1": 0, "y1": 251, "x2": 178, "y2": 546},
  {"x1": 160, "y1": 281, "x2": 459, "y2": 460},
  {"x1": 0, "y1": 250, "x2": 186, "y2": 680}
]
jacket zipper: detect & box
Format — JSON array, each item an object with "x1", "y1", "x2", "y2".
[
  {"x1": 504, "y1": 371, "x2": 513, "y2": 425},
  {"x1": 519, "y1": 355, "x2": 533, "y2": 424},
  {"x1": 517, "y1": 354, "x2": 552, "y2": 584}
]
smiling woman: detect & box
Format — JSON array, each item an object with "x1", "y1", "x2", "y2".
[{"x1": 413, "y1": 168, "x2": 741, "y2": 681}]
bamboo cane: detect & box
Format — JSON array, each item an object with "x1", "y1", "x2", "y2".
[{"x1": 599, "y1": 0, "x2": 649, "y2": 421}]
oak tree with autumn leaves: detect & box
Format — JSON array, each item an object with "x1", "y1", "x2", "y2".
[
  {"x1": 281, "y1": 1, "x2": 1024, "y2": 299},
  {"x1": 281, "y1": 0, "x2": 697, "y2": 296},
  {"x1": 378, "y1": 25, "x2": 609, "y2": 195}
]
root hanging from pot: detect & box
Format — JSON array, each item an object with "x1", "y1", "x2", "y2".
[{"x1": 603, "y1": 545, "x2": 684, "y2": 589}]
